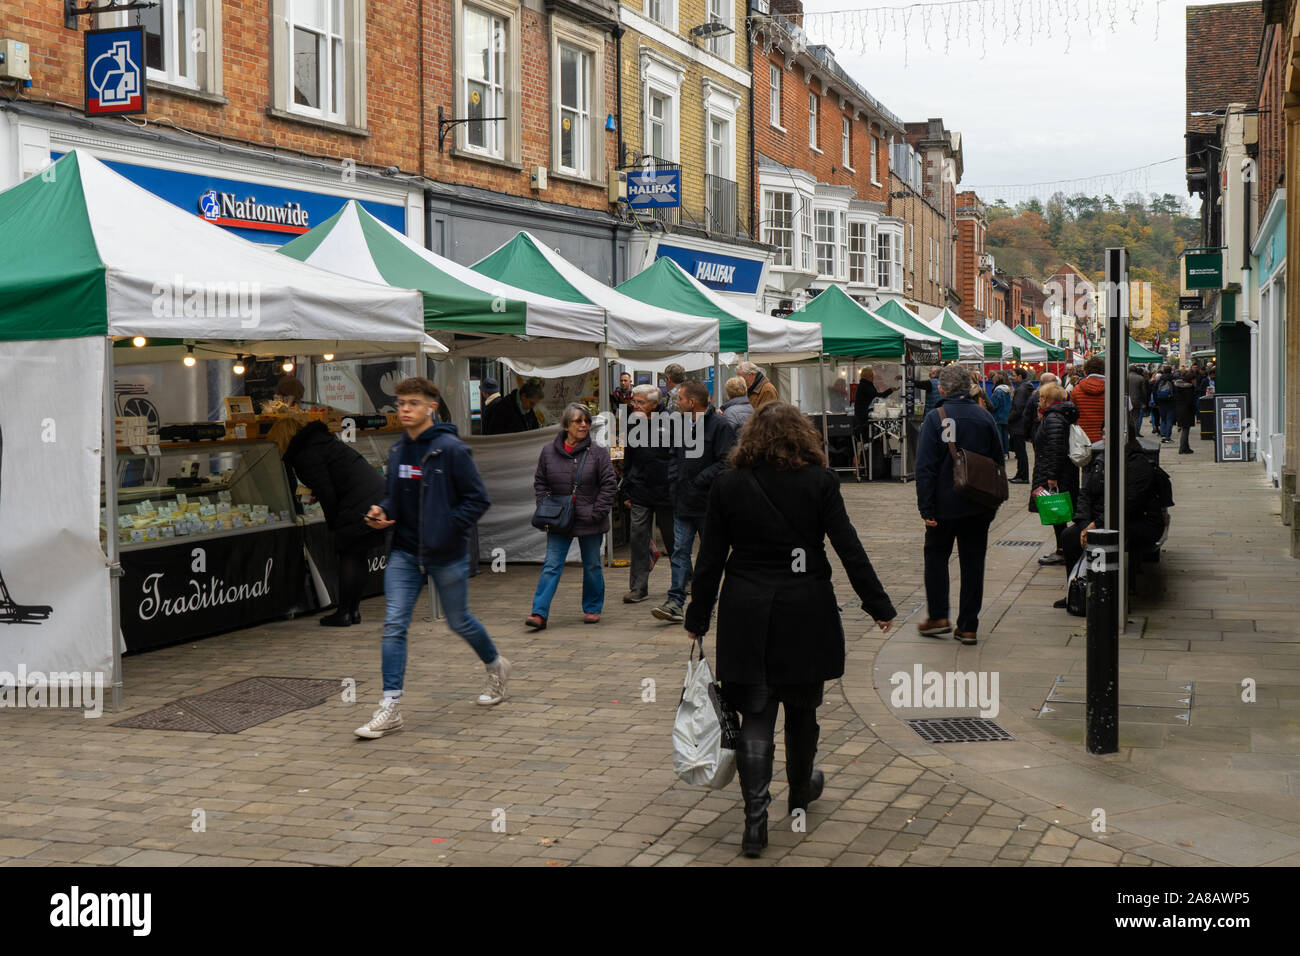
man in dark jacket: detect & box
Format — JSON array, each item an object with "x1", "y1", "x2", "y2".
[
  {"x1": 1127, "y1": 366, "x2": 1149, "y2": 436},
  {"x1": 1173, "y1": 371, "x2": 1199, "y2": 453},
  {"x1": 482, "y1": 380, "x2": 544, "y2": 434},
  {"x1": 1020, "y1": 371, "x2": 1057, "y2": 443},
  {"x1": 653, "y1": 380, "x2": 736, "y2": 623},
  {"x1": 357, "y1": 377, "x2": 511, "y2": 738},
  {"x1": 914, "y1": 364, "x2": 1005, "y2": 645},
  {"x1": 622, "y1": 385, "x2": 675, "y2": 603},
  {"x1": 1007, "y1": 367, "x2": 1035, "y2": 483}
]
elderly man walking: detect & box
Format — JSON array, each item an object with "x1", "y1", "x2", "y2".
[
  {"x1": 738, "y1": 361, "x2": 778, "y2": 410},
  {"x1": 622, "y1": 385, "x2": 675, "y2": 603},
  {"x1": 914, "y1": 364, "x2": 1006, "y2": 646}
]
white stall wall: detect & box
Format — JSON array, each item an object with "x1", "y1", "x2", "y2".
[{"x1": 0, "y1": 337, "x2": 113, "y2": 680}]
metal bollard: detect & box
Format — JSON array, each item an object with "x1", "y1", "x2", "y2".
[{"x1": 1085, "y1": 529, "x2": 1120, "y2": 754}]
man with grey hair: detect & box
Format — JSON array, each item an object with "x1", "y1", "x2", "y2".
[
  {"x1": 738, "y1": 361, "x2": 778, "y2": 409},
  {"x1": 661, "y1": 364, "x2": 686, "y2": 412},
  {"x1": 621, "y1": 385, "x2": 674, "y2": 603},
  {"x1": 719, "y1": 376, "x2": 754, "y2": 431},
  {"x1": 914, "y1": 363, "x2": 1005, "y2": 646}
]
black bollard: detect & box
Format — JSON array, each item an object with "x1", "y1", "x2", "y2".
[{"x1": 1085, "y1": 528, "x2": 1120, "y2": 754}]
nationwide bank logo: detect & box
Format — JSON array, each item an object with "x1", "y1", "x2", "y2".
[{"x1": 198, "y1": 190, "x2": 311, "y2": 234}]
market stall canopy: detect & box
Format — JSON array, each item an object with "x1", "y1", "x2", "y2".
[
  {"x1": 1012, "y1": 324, "x2": 1066, "y2": 361},
  {"x1": 984, "y1": 321, "x2": 1040, "y2": 362},
  {"x1": 1097, "y1": 337, "x2": 1164, "y2": 365},
  {"x1": 786, "y1": 285, "x2": 939, "y2": 360},
  {"x1": 873, "y1": 299, "x2": 961, "y2": 361},
  {"x1": 278, "y1": 202, "x2": 602, "y2": 357},
  {"x1": 471, "y1": 232, "x2": 718, "y2": 355},
  {"x1": 616, "y1": 257, "x2": 821, "y2": 362},
  {"x1": 928, "y1": 308, "x2": 1008, "y2": 360},
  {"x1": 0, "y1": 150, "x2": 424, "y2": 345}
]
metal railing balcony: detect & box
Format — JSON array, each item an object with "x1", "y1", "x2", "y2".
[{"x1": 705, "y1": 173, "x2": 738, "y2": 237}]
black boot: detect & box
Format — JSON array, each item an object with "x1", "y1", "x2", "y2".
[
  {"x1": 785, "y1": 721, "x2": 825, "y2": 815},
  {"x1": 736, "y1": 741, "x2": 774, "y2": 858}
]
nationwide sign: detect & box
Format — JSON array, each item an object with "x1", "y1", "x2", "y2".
[
  {"x1": 198, "y1": 190, "x2": 311, "y2": 234},
  {"x1": 84, "y1": 27, "x2": 146, "y2": 116},
  {"x1": 626, "y1": 168, "x2": 681, "y2": 208}
]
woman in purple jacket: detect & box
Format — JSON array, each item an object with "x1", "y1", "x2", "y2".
[{"x1": 526, "y1": 404, "x2": 618, "y2": 629}]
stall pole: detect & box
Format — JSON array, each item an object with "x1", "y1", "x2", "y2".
[
  {"x1": 817, "y1": 353, "x2": 830, "y2": 463},
  {"x1": 103, "y1": 338, "x2": 124, "y2": 710},
  {"x1": 598, "y1": 347, "x2": 612, "y2": 567},
  {"x1": 714, "y1": 353, "x2": 722, "y2": 407}
]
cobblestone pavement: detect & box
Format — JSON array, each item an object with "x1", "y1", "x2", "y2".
[{"x1": 0, "y1": 443, "x2": 1293, "y2": 866}]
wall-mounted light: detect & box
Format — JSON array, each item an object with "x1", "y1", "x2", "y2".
[
  {"x1": 232, "y1": 354, "x2": 246, "y2": 375},
  {"x1": 183, "y1": 346, "x2": 197, "y2": 368},
  {"x1": 132, "y1": 336, "x2": 147, "y2": 347}
]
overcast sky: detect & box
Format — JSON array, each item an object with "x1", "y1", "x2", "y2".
[{"x1": 798, "y1": 0, "x2": 1229, "y2": 209}]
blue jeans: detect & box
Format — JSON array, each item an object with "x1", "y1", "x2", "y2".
[
  {"x1": 531, "y1": 533, "x2": 605, "y2": 617},
  {"x1": 381, "y1": 548, "x2": 498, "y2": 695},
  {"x1": 668, "y1": 515, "x2": 702, "y2": 608},
  {"x1": 1159, "y1": 406, "x2": 1175, "y2": 439}
]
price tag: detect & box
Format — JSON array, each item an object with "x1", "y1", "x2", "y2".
[
  {"x1": 147, "y1": 445, "x2": 161, "y2": 457},
  {"x1": 216, "y1": 502, "x2": 231, "y2": 514},
  {"x1": 130, "y1": 445, "x2": 146, "y2": 455},
  {"x1": 161, "y1": 526, "x2": 175, "y2": 538},
  {"x1": 231, "y1": 515, "x2": 244, "y2": 529},
  {"x1": 200, "y1": 496, "x2": 211, "y2": 506},
  {"x1": 176, "y1": 493, "x2": 188, "y2": 506},
  {"x1": 233, "y1": 424, "x2": 247, "y2": 439},
  {"x1": 199, "y1": 504, "x2": 216, "y2": 518}
]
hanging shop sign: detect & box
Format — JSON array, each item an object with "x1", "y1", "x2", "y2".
[
  {"x1": 1184, "y1": 252, "x2": 1224, "y2": 290},
  {"x1": 84, "y1": 27, "x2": 146, "y2": 116},
  {"x1": 656, "y1": 244, "x2": 765, "y2": 295},
  {"x1": 626, "y1": 168, "x2": 682, "y2": 209},
  {"x1": 1214, "y1": 394, "x2": 1251, "y2": 464}
]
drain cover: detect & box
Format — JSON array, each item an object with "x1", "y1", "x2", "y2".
[
  {"x1": 112, "y1": 676, "x2": 345, "y2": 734},
  {"x1": 1038, "y1": 675, "x2": 1193, "y2": 725},
  {"x1": 906, "y1": 717, "x2": 1015, "y2": 743},
  {"x1": 994, "y1": 540, "x2": 1047, "y2": 548}
]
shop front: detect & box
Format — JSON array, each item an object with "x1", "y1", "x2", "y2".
[
  {"x1": 1251, "y1": 189, "x2": 1287, "y2": 485},
  {"x1": 624, "y1": 232, "x2": 772, "y2": 314}
]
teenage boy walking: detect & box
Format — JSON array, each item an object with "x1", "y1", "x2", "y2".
[{"x1": 356, "y1": 377, "x2": 511, "y2": 739}]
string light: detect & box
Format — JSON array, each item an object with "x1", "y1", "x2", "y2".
[
  {"x1": 183, "y1": 346, "x2": 196, "y2": 368},
  {"x1": 232, "y1": 354, "x2": 246, "y2": 375},
  {"x1": 282, "y1": 358, "x2": 295, "y2": 373},
  {"x1": 132, "y1": 336, "x2": 147, "y2": 347},
  {"x1": 322, "y1": 352, "x2": 335, "y2": 362}
]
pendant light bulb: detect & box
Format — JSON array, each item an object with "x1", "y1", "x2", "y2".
[
  {"x1": 233, "y1": 354, "x2": 246, "y2": 375},
  {"x1": 132, "y1": 336, "x2": 147, "y2": 348},
  {"x1": 183, "y1": 346, "x2": 196, "y2": 368},
  {"x1": 282, "y1": 358, "x2": 295, "y2": 373},
  {"x1": 322, "y1": 353, "x2": 334, "y2": 362}
]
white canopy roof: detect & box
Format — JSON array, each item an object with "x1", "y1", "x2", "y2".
[{"x1": 984, "y1": 320, "x2": 1046, "y2": 361}]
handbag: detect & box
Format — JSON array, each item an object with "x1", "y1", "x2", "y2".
[
  {"x1": 1066, "y1": 555, "x2": 1088, "y2": 617},
  {"x1": 938, "y1": 408, "x2": 1008, "y2": 509},
  {"x1": 531, "y1": 448, "x2": 589, "y2": 535},
  {"x1": 1068, "y1": 423, "x2": 1093, "y2": 467},
  {"x1": 1035, "y1": 490, "x2": 1075, "y2": 525},
  {"x1": 672, "y1": 639, "x2": 739, "y2": 789}
]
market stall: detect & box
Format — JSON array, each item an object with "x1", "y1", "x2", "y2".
[
  {"x1": 1097, "y1": 337, "x2": 1165, "y2": 364},
  {"x1": 1011, "y1": 324, "x2": 1068, "y2": 377},
  {"x1": 872, "y1": 300, "x2": 962, "y2": 362},
  {"x1": 0, "y1": 150, "x2": 425, "y2": 700},
  {"x1": 985, "y1": 320, "x2": 1044, "y2": 365},
  {"x1": 928, "y1": 307, "x2": 1016, "y2": 379}
]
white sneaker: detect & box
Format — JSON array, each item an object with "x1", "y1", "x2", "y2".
[
  {"x1": 355, "y1": 699, "x2": 403, "y2": 739},
  {"x1": 477, "y1": 656, "x2": 511, "y2": 706}
]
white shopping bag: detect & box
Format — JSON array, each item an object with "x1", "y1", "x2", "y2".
[{"x1": 672, "y1": 642, "x2": 738, "y2": 789}]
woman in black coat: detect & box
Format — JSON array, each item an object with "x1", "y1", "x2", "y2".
[
  {"x1": 1172, "y1": 372, "x2": 1199, "y2": 454},
  {"x1": 272, "y1": 417, "x2": 386, "y2": 626},
  {"x1": 685, "y1": 402, "x2": 896, "y2": 858},
  {"x1": 526, "y1": 404, "x2": 618, "y2": 629},
  {"x1": 1028, "y1": 384, "x2": 1080, "y2": 566}
]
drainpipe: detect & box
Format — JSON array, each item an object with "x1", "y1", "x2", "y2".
[
  {"x1": 746, "y1": 6, "x2": 755, "y2": 240},
  {"x1": 615, "y1": 24, "x2": 625, "y2": 168}
]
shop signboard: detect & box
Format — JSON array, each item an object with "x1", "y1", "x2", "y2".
[
  {"x1": 1214, "y1": 394, "x2": 1251, "y2": 463},
  {"x1": 1184, "y1": 252, "x2": 1224, "y2": 290},
  {"x1": 627, "y1": 168, "x2": 681, "y2": 209},
  {"x1": 1178, "y1": 295, "x2": 1203, "y2": 311},
  {"x1": 655, "y1": 244, "x2": 765, "y2": 295},
  {"x1": 85, "y1": 27, "x2": 146, "y2": 116}
]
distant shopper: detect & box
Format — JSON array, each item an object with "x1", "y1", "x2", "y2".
[
  {"x1": 526, "y1": 403, "x2": 617, "y2": 628},
  {"x1": 1154, "y1": 366, "x2": 1176, "y2": 442},
  {"x1": 1020, "y1": 371, "x2": 1058, "y2": 444},
  {"x1": 990, "y1": 371, "x2": 1012, "y2": 453},
  {"x1": 610, "y1": 372, "x2": 634, "y2": 410},
  {"x1": 1127, "y1": 365, "x2": 1149, "y2": 436},
  {"x1": 720, "y1": 376, "x2": 754, "y2": 432},
  {"x1": 482, "y1": 379, "x2": 545, "y2": 434},
  {"x1": 479, "y1": 377, "x2": 501, "y2": 412},
  {"x1": 685, "y1": 402, "x2": 896, "y2": 858},
  {"x1": 270, "y1": 414, "x2": 385, "y2": 627},
  {"x1": 739, "y1": 361, "x2": 779, "y2": 410},
  {"x1": 274, "y1": 374, "x2": 305, "y2": 408},
  {"x1": 914, "y1": 366, "x2": 943, "y2": 417},
  {"x1": 1008, "y1": 368, "x2": 1035, "y2": 483},
  {"x1": 1072, "y1": 356, "x2": 1106, "y2": 442},
  {"x1": 357, "y1": 377, "x2": 510, "y2": 739},
  {"x1": 1029, "y1": 383, "x2": 1080, "y2": 567},
  {"x1": 652, "y1": 381, "x2": 736, "y2": 624},
  {"x1": 828, "y1": 376, "x2": 851, "y2": 413},
  {"x1": 622, "y1": 386, "x2": 675, "y2": 604},
  {"x1": 853, "y1": 367, "x2": 898, "y2": 434},
  {"x1": 914, "y1": 364, "x2": 1005, "y2": 646},
  {"x1": 1173, "y1": 370, "x2": 1198, "y2": 454},
  {"x1": 662, "y1": 363, "x2": 687, "y2": 412}
]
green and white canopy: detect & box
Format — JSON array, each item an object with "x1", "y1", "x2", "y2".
[
  {"x1": 787, "y1": 285, "x2": 941, "y2": 359},
  {"x1": 928, "y1": 308, "x2": 1009, "y2": 360},
  {"x1": 0, "y1": 151, "x2": 424, "y2": 345},
  {"x1": 473, "y1": 233, "x2": 718, "y2": 356},
  {"x1": 1098, "y1": 337, "x2": 1164, "y2": 365},
  {"x1": 279, "y1": 202, "x2": 603, "y2": 357},
  {"x1": 873, "y1": 300, "x2": 961, "y2": 361},
  {"x1": 616, "y1": 257, "x2": 821, "y2": 362},
  {"x1": 1012, "y1": 324, "x2": 1066, "y2": 361},
  {"x1": 983, "y1": 321, "x2": 1035, "y2": 362}
]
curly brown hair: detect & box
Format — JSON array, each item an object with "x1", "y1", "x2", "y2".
[{"x1": 730, "y1": 401, "x2": 827, "y2": 470}]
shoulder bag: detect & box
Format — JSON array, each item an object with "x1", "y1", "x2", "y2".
[
  {"x1": 531, "y1": 448, "x2": 589, "y2": 535},
  {"x1": 938, "y1": 408, "x2": 1008, "y2": 509},
  {"x1": 1068, "y1": 423, "x2": 1094, "y2": 467}
]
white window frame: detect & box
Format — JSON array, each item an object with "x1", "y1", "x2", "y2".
[
  {"x1": 769, "y1": 64, "x2": 782, "y2": 129},
  {"x1": 838, "y1": 211, "x2": 848, "y2": 280},
  {"x1": 893, "y1": 232, "x2": 903, "y2": 291},
  {"x1": 808, "y1": 92, "x2": 819, "y2": 151},
  {"x1": 848, "y1": 220, "x2": 869, "y2": 285},
  {"x1": 706, "y1": 0, "x2": 733, "y2": 62},
  {"x1": 459, "y1": 2, "x2": 509, "y2": 159},
  {"x1": 869, "y1": 223, "x2": 878, "y2": 286},
  {"x1": 552, "y1": 19, "x2": 605, "y2": 182},
  {"x1": 870, "y1": 135, "x2": 879, "y2": 185},
  {"x1": 799, "y1": 200, "x2": 813, "y2": 271},
  {"x1": 908, "y1": 224, "x2": 914, "y2": 274},
  {"x1": 556, "y1": 44, "x2": 591, "y2": 178},
  {"x1": 641, "y1": 51, "x2": 684, "y2": 164},
  {"x1": 644, "y1": 0, "x2": 676, "y2": 32},
  {"x1": 763, "y1": 190, "x2": 794, "y2": 267},
  {"x1": 104, "y1": 0, "x2": 222, "y2": 96},
  {"x1": 841, "y1": 116, "x2": 852, "y2": 170},
  {"x1": 814, "y1": 207, "x2": 837, "y2": 277}
]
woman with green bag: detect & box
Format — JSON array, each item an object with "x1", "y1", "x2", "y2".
[{"x1": 1028, "y1": 383, "x2": 1079, "y2": 566}]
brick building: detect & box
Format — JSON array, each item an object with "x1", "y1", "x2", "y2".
[
  {"x1": 1044, "y1": 262, "x2": 1096, "y2": 352},
  {"x1": 903, "y1": 117, "x2": 962, "y2": 311},
  {"x1": 954, "y1": 190, "x2": 991, "y2": 328},
  {"x1": 888, "y1": 147, "x2": 947, "y2": 315},
  {"x1": 749, "y1": 0, "x2": 905, "y2": 313}
]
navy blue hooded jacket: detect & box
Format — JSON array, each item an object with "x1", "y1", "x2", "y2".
[
  {"x1": 378, "y1": 422, "x2": 490, "y2": 566},
  {"x1": 914, "y1": 394, "x2": 1006, "y2": 521}
]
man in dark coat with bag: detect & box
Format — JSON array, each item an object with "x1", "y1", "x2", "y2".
[
  {"x1": 1007, "y1": 367, "x2": 1035, "y2": 483},
  {"x1": 914, "y1": 364, "x2": 1005, "y2": 646}
]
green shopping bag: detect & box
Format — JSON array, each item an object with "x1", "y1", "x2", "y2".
[{"x1": 1035, "y1": 491, "x2": 1074, "y2": 525}]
